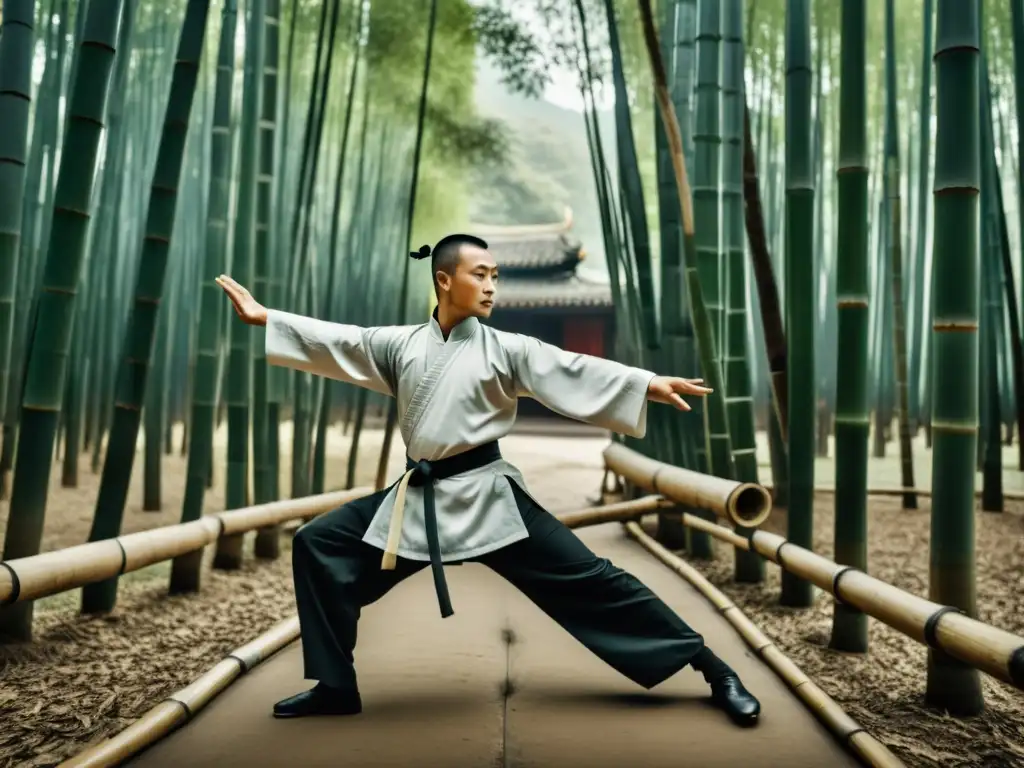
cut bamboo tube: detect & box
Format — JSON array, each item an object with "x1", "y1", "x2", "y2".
[
  {"x1": 632, "y1": 500, "x2": 1024, "y2": 692},
  {"x1": 59, "y1": 617, "x2": 301, "y2": 768},
  {"x1": 604, "y1": 442, "x2": 772, "y2": 527},
  {"x1": 623, "y1": 522, "x2": 905, "y2": 768},
  {"x1": 0, "y1": 488, "x2": 374, "y2": 606}
]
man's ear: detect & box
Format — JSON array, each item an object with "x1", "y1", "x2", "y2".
[{"x1": 435, "y1": 269, "x2": 451, "y2": 292}]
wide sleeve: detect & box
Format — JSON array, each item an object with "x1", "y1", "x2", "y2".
[
  {"x1": 264, "y1": 309, "x2": 402, "y2": 396},
  {"x1": 507, "y1": 334, "x2": 657, "y2": 438}
]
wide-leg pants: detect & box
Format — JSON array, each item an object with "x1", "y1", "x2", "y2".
[{"x1": 291, "y1": 477, "x2": 706, "y2": 694}]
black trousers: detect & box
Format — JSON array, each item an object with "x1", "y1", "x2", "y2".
[{"x1": 291, "y1": 477, "x2": 706, "y2": 693}]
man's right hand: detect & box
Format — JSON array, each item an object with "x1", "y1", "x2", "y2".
[{"x1": 216, "y1": 274, "x2": 268, "y2": 326}]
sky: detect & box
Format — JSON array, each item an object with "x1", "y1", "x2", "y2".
[{"x1": 471, "y1": 0, "x2": 615, "y2": 114}]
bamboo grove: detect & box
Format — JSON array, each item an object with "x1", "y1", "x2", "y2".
[
  {"x1": 0, "y1": 0, "x2": 530, "y2": 635},
  {"x1": 0, "y1": 0, "x2": 1018, "y2": 720},
  {"x1": 531, "y1": 0, "x2": 1018, "y2": 715}
]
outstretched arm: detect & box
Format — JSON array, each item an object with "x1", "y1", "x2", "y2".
[
  {"x1": 507, "y1": 334, "x2": 711, "y2": 439},
  {"x1": 217, "y1": 274, "x2": 399, "y2": 396}
]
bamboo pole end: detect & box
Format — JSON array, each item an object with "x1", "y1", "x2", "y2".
[{"x1": 728, "y1": 483, "x2": 773, "y2": 528}]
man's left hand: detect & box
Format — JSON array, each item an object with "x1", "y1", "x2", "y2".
[{"x1": 647, "y1": 376, "x2": 713, "y2": 411}]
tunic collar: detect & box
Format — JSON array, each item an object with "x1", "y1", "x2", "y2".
[{"x1": 428, "y1": 307, "x2": 479, "y2": 344}]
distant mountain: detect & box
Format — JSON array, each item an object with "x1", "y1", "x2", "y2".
[{"x1": 470, "y1": 57, "x2": 618, "y2": 279}]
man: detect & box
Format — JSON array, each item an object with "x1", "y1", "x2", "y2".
[{"x1": 216, "y1": 233, "x2": 761, "y2": 726}]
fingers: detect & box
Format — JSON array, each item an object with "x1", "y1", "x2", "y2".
[
  {"x1": 216, "y1": 275, "x2": 251, "y2": 300},
  {"x1": 670, "y1": 393, "x2": 691, "y2": 411},
  {"x1": 674, "y1": 377, "x2": 712, "y2": 395}
]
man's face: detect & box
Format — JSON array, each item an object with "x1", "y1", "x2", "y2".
[{"x1": 437, "y1": 244, "x2": 498, "y2": 318}]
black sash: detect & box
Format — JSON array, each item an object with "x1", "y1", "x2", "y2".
[{"x1": 405, "y1": 440, "x2": 502, "y2": 618}]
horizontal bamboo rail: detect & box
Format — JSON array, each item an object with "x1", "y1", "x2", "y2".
[
  {"x1": 623, "y1": 497, "x2": 1024, "y2": 693},
  {"x1": 59, "y1": 616, "x2": 301, "y2": 768},
  {"x1": 623, "y1": 522, "x2": 905, "y2": 768},
  {"x1": 765, "y1": 484, "x2": 1024, "y2": 502},
  {"x1": 0, "y1": 488, "x2": 374, "y2": 606},
  {"x1": 557, "y1": 494, "x2": 674, "y2": 528},
  {"x1": 604, "y1": 442, "x2": 772, "y2": 527}
]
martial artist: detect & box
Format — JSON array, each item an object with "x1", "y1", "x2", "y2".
[{"x1": 215, "y1": 233, "x2": 761, "y2": 726}]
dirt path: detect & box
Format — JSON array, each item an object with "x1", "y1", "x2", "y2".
[
  {"x1": 1, "y1": 426, "x2": 1022, "y2": 766},
  {"x1": 128, "y1": 524, "x2": 856, "y2": 768}
]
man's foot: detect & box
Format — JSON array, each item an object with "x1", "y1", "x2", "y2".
[
  {"x1": 709, "y1": 675, "x2": 760, "y2": 726},
  {"x1": 272, "y1": 683, "x2": 362, "y2": 718}
]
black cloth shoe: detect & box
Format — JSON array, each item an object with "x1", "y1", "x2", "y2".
[
  {"x1": 709, "y1": 675, "x2": 760, "y2": 726},
  {"x1": 272, "y1": 683, "x2": 362, "y2": 718}
]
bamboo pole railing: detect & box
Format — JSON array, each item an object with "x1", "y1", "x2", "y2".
[
  {"x1": 58, "y1": 493, "x2": 886, "y2": 768},
  {"x1": 0, "y1": 487, "x2": 375, "y2": 606},
  {"x1": 623, "y1": 521, "x2": 905, "y2": 768},
  {"x1": 58, "y1": 616, "x2": 301, "y2": 768},
  {"x1": 603, "y1": 442, "x2": 773, "y2": 527},
  {"x1": 603, "y1": 486, "x2": 1024, "y2": 693}
]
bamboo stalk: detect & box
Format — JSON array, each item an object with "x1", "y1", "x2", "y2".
[
  {"x1": 603, "y1": 442, "x2": 772, "y2": 527},
  {"x1": 623, "y1": 522, "x2": 904, "y2": 767},
  {"x1": 629, "y1": 500, "x2": 1024, "y2": 691},
  {"x1": 0, "y1": 488, "x2": 374, "y2": 605},
  {"x1": 58, "y1": 617, "x2": 300, "y2": 768}
]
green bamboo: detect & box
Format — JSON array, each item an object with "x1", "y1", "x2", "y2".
[
  {"x1": 829, "y1": 0, "x2": 870, "y2": 653},
  {"x1": 1009, "y1": 0, "x2": 1024, "y2": 456},
  {"x1": 312, "y1": 1, "x2": 366, "y2": 496},
  {"x1": 979, "y1": 52, "x2": 1003, "y2": 513},
  {"x1": 0, "y1": 0, "x2": 126, "y2": 642},
  {"x1": 925, "y1": 0, "x2": 984, "y2": 717},
  {"x1": 638, "y1": 0, "x2": 732, "y2": 566},
  {"x1": 80, "y1": 0, "x2": 211, "y2": 614},
  {"x1": 0, "y1": 0, "x2": 68, "y2": 500},
  {"x1": 289, "y1": 0, "x2": 342, "y2": 500},
  {"x1": 605, "y1": 0, "x2": 658, "y2": 352},
  {"x1": 883, "y1": 0, "x2": 918, "y2": 510},
  {"x1": 0, "y1": 1, "x2": 37, "y2": 422},
  {"x1": 217, "y1": 0, "x2": 267, "y2": 572},
  {"x1": 721, "y1": 0, "x2": 762, "y2": 583},
  {"x1": 253, "y1": 0, "x2": 282, "y2": 558},
  {"x1": 688, "y1": 0, "x2": 732, "y2": 560},
  {"x1": 375, "y1": 0, "x2": 439, "y2": 491},
  {"x1": 909, "y1": 0, "x2": 934, "y2": 435},
  {"x1": 169, "y1": 0, "x2": 236, "y2": 594},
  {"x1": 780, "y1": 0, "x2": 815, "y2": 608}
]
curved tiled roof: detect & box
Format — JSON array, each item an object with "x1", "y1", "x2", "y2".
[
  {"x1": 488, "y1": 234, "x2": 583, "y2": 271},
  {"x1": 493, "y1": 274, "x2": 613, "y2": 309}
]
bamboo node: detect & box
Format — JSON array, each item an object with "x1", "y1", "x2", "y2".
[
  {"x1": 774, "y1": 540, "x2": 790, "y2": 566},
  {"x1": 923, "y1": 606, "x2": 965, "y2": 650},
  {"x1": 0, "y1": 562, "x2": 21, "y2": 605},
  {"x1": 116, "y1": 539, "x2": 127, "y2": 575},
  {"x1": 164, "y1": 696, "x2": 193, "y2": 720},
  {"x1": 843, "y1": 727, "x2": 865, "y2": 744},
  {"x1": 931, "y1": 321, "x2": 978, "y2": 332},
  {"x1": 832, "y1": 566, "x2": 859, "y2": 604},
  {"x1": 1007, "y1": 646, "x2": 1024, "y2": 687}
]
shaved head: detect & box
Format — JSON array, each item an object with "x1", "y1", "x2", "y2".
[
  {"x1": 432, "y1": 234, "x2": 488, "y2": 286},
  {"x1": 421, "y1": 233, "x2": 488, "y2": 297}
]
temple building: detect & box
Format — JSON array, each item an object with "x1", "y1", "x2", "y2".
[{"x1": 475, "y1": 208, "x2": 616, "y2": 421}]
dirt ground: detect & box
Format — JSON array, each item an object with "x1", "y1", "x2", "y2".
[
  {"x1": 700, "y1": 495, "x2": 1024, "y2": 767},
  {"x1": 0, "y1": 427, "x2": 1022, "y2": 767}
]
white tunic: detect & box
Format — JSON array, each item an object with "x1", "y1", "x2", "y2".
[{"x1": 264, "y1": 308, "x2": 657, "y2": 562}]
